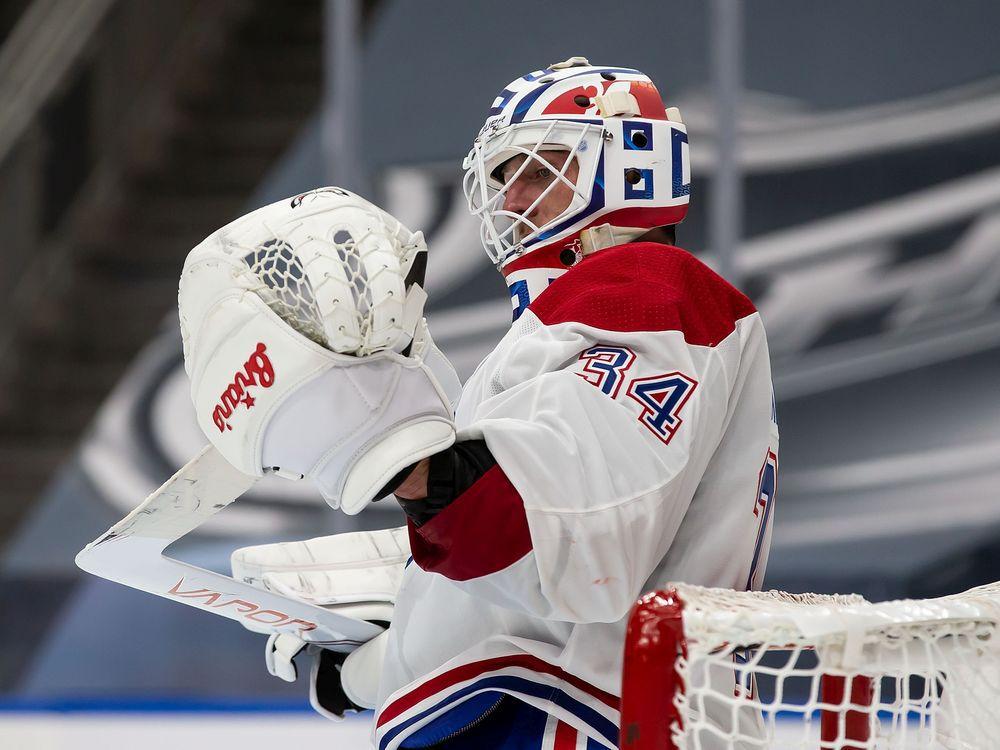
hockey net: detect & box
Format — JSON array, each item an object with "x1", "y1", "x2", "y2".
[{"x1": 620, "y1": 582, "x2": 1000, "y2": 750}]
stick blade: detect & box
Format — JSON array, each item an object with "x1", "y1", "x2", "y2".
[{"x1": 76, "y1": 446, "x2": 382, "y2": 649}]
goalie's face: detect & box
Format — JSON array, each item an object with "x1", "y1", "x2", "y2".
[
  {"x1": 498, "y1": 150, "x2": 580, "y2": 242},
  {"x1": 463, "y1": 118, "x2": 601, "y2": 268}
]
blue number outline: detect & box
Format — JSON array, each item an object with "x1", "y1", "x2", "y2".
[
  {"x1": 746, "y1": 449, "x2": 778, "y2": 590},
  {"x1": 576, "y1": 345, "x2": 636, "y2": 398},
  {"x1": 626, "y1": 371, "x2": 699, "y2": 445}
]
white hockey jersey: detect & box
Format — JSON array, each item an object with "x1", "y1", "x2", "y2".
[{"x1": 374, "y1": 242, "x2": 779, "y2": 749}]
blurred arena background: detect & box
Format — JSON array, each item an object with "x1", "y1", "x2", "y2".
[{"x1": 1, "y1": 0, "x2": 999, "y2": 746}]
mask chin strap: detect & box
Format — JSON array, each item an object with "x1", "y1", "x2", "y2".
[{"x1": 579, "y1": 223, "x2": 649, "y2": 257}]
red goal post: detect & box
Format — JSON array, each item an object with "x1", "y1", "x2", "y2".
[{"x1": 620, "y1": 583, "x2": 1000, "y2": 749}]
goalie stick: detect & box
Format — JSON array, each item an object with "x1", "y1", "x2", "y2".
[{"x1": 75, "y1": 445, "x2": 384, "y2": 651}]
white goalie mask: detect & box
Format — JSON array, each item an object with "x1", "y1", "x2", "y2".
[
  {"x1": 462, "y1": 56, "x2": 691, "y2": 319},
  {"x1": 464, "y1": 117, "x2": 605, "y2": 262}
]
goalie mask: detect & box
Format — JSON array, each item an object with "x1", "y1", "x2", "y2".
[{"x1": 462, "y1": 56, "x2": 691, "y2": 320}]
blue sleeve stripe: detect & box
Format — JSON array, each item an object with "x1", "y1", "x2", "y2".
[{"x1": 378, "y1": 675, "x2": 618, "y2": 749}]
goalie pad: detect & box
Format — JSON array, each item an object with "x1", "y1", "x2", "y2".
[
  {"x1": 231, "y1": 526, "x2": 410, "y2": 629},
  {"x1": 237, "y1": 528, "x2": 408, "y2": 716},
  {"x1": 178, "y1": 187, "x2": 459, "y2": 513}
]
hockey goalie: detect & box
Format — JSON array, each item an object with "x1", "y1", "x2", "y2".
[{"x1": 79, "y1": 57, "x2": 778, "y2": 749}]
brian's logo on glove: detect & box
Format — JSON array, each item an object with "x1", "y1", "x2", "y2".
[{"x1": 212, "y1": 342, "x2": 275, "y2": 433}]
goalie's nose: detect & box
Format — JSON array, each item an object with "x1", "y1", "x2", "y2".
[{"x1": 502, "y1": 177, "x2": 535, "y2": 217}]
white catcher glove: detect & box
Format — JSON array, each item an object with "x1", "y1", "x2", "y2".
[
  {"x1": 178, "y1": 187, "x2": 460, "y2": 513},
  {"x1": 232, "y1": 526, "x2": 409, "y2": 718}
]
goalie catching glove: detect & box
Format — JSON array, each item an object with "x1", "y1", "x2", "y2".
[
  {"x1": 178, "y1": 187, "x2": 460, "y2": 513},
  {"x1": 231, "y1": 526, "x2": 410, "y2": 719}
]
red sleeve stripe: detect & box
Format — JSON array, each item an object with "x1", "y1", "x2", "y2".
[
  {"x1": 554, "y1": 719, "x2": 579, "y2": 749},
  {"x1": 376, "y1": 653, "x2": 620, "y2": 728},
  {"x1": 407, "y1": 464, "x2": 532, "y2": 582},
  {"x1": 529, "y1": 242, "x2": 757, "y2": 347}
]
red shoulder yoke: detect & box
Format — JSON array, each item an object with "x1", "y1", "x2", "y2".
[{"x1": 528, "y1": 242, "x2": 756, "y2": 347}]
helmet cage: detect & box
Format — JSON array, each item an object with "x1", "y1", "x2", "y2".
[{"x1": 463, "y1": 119, "x2": 605, "y2": 268}]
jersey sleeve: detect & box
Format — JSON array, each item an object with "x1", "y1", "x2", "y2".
[{"x1": 407, "y1": 244, "x2": 768, "y2": 623}]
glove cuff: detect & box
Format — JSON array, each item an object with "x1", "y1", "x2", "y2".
[
  {"x1": 340, "y1": 630, "x2": 390, "y2": 710},
  {"x1": 339, "y1": 418, "x2": 456, "y2": 515}
]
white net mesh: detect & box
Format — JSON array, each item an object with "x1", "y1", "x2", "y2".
[
  {"x1": 242, "y1": 238, "x2": 326, "y2": 346},
  {"x1": 623, "y1": 583, "x2": 1000, "y2": 750},
  {"x1": 239, "y1": 213, "x2": 417, "y2": 355},
  {"x1": 181, "y1": 188, "x2": 428, "y2": 357}
]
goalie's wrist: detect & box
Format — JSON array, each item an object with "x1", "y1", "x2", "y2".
[
  {"x1": 394, "y1": 440, "x2": 497, "y2": 526},
  {"x1": 394, "y1": 458, "x2": 431, "y2": 500}
]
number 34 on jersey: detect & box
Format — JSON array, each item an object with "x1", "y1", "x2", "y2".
[
  {"x1": 572, "y1": 343, "x2": 779, "y2": 591},
  {"x1": 574, "y1": 345, "x2": 698, "y2": 446}
]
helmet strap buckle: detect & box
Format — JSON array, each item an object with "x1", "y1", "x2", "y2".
[
  {"x1": 593, "y1": 90, "x2": 640, "y2": 118},
  {"x1": 580, "y1": 224, "x2": 647, "y2": 256}
]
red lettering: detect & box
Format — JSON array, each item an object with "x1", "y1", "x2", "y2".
[
  {"x1": 167, "y1": 579, "x2": 222, "y2": 606},
  {"x1": 221, "y1": 383, "x2": 242, "y2": 412},
  {"x1": 212, "y1": 598, "x2": 259, "y2": 614},
  {"x1": 211, "y1": 342, "x2": 275, "y2": 433},
  {"x1": 246, "y1": 609, "x2": 290, "y2": 625},
  {"x1": 213, "y1": 406, "x2": 231, "y2": 432},
  {"x1": 166, "y1": 579, "x2": 319, "y2": 635},
  {"x1": 247, "y1": 342, "x2": 275, "y2": 387}
]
